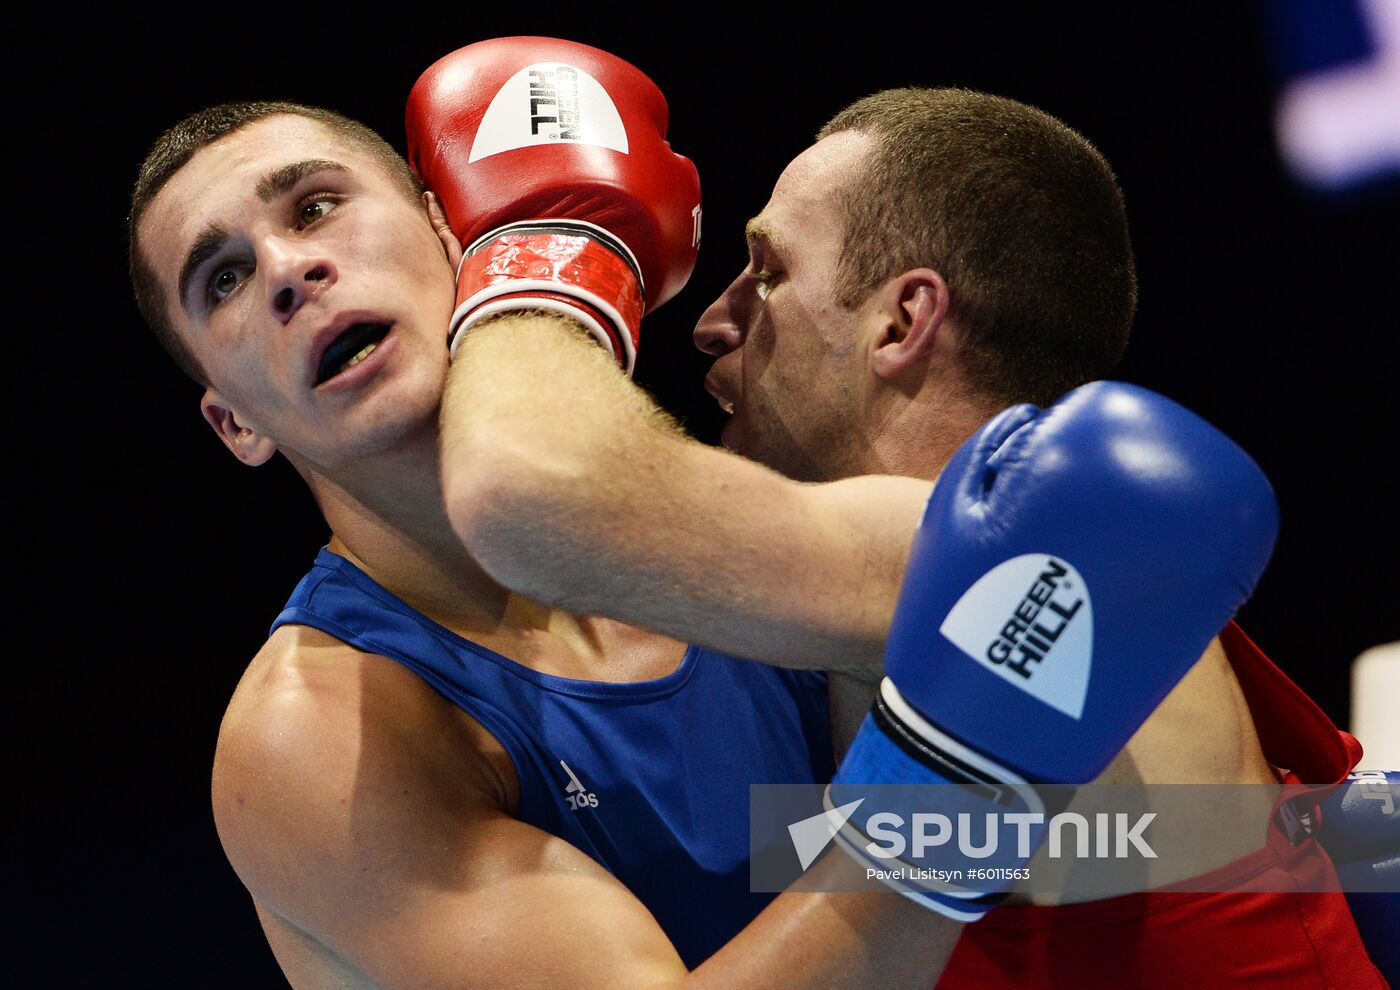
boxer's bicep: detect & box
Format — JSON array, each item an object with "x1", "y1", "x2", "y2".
[{"x1": 803, "y1": 473, "x2": 933, "y2": 659}]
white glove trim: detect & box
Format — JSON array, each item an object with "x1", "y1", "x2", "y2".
[
  {"x1": 879, "y1": 677, "x2": 1037, "y2": 796},
  {"x1": 449, "y1": 280, "x2": 636, "y2": 375}
]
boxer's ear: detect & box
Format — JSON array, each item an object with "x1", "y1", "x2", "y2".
[
  {"x1": 869, "y1": 269, "x2": 951, "y2": 380},
  {"x1": 200, "y1": 389, "x2": 277, "y2": 467},
  {"x1": 425, "y1": 191, "x2": 463, "y2": 272}
]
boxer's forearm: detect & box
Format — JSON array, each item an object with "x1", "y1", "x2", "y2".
[
  {"x1": 688, "y1": 861, "x2": 963, "y2": 989},
  {"x1": 440, "y1": 314, "x2": 929, "y2": 670}
]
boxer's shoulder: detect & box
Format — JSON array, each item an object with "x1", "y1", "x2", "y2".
[
  {"x1": 220, "y1": 624, "x2": 516, "y2": 804},
  {"x1": 211, "y1": 628, "x2": 683, "y2": 988},
  {"x1": 212, "y1": 625, "x2": 519, "y2": 902}
]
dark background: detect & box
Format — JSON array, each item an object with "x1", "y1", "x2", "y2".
[{"x1": 15, "y1": 6, "x2": 1397, "y2": 985}]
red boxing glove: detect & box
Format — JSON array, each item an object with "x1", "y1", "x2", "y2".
[{"x1": 406, "y1": 37, "x2": 702, "y2": 374}]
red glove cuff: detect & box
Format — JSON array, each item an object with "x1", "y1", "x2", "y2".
[{"x1": 450, "y1": 222, "x2": 643, "y2": 374}]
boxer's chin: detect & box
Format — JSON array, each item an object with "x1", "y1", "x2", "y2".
[{"x1": 718, "y1": 416, "x2": 740, "y2": 452}]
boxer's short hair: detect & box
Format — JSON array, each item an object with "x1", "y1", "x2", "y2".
[
  {"x1": 818, "y1": 88, "x2": 1136, "y2": 408},
  {"x1": 128, "y1": 102, "x2": 425, "y2": 385}
]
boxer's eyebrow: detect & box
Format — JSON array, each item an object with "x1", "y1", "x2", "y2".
[
  {"x1": 745, "y1": 217, "x2": 788, "y2": 260},
  {"x1": 254, "y1": 158, "x2": 350, "y2": 203}
]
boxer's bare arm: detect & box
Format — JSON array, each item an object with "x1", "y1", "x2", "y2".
[
  {"x1": 441, "y1": 315, "x2": 931, "y2": 672},
  {"x1": 437, "y1": 317, "x2": 1271, "y2": 793},
  {"x1": 212, "y1": 627, "x2": 961, "y2": 990}
]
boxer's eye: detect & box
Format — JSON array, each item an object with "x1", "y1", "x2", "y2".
[
  {"x1": 295, "y1": 197, "x2": 339, "y2": 229},
  {"x1": 208, "y1": 265, "x2": 247, "y2": 307},
  {"x1": 752, "y1": 267, "x2": 778, "y2": 301}
]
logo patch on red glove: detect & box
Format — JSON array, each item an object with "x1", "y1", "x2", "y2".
[{"x1": 469, "y1": 62, "x2": 630, "y2": 163}]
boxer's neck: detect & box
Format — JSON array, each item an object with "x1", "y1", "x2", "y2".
[
  {"x1": 303, "y1": 431, "x2": 684, "y2": 679},
  {"x1": 841, "y1": 388, "x2": 1001, "y2": 482},
  {"x1": 305, "y1": 426, "x2": 507, "y2": 624}
]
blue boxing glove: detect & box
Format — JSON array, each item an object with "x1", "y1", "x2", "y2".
[
  {"x1": 1317, "y1": 769, "x2": 1400, "y2": 892},
  {"x1": 830, "y1": 382, "x2": 1279, "y2": 919},
  {"x1": 1315, "y1": 770, "x2": 1400, "y2": 985}
]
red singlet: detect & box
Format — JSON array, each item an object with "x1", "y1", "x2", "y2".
[{"x1": 938, "y1": 624, "x2": 1389, "y2": 989}]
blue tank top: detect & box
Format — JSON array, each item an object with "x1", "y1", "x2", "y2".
[{"x1": 271, "y1": 548, "x2": 833, "y2": 967}]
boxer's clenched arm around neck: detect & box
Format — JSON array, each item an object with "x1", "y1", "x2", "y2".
[{"x1": 440, "y1": 314, "x2": 931, "y2": 672}]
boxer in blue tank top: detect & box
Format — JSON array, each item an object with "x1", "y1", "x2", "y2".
[{"x1": 273, "y1": 547, "x2": 832, "y2": 967}]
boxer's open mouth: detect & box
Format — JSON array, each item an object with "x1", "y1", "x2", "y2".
[
  {"x1": 703, "y1": 372, "x2": 736, "y2": 415},
  {"x1": 316, "y1": 322, "x2": 392, "y2": 385}
]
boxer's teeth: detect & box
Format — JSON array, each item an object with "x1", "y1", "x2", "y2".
[
  {"x1": 339, "y1": 342, "x2": 379, "y2": 375},
  {"x1": 317, "y1": 322, "x2": 391, "y2": 383},
  {"x1": 719, "y1": 399, "x2": 734, "y2": 414}
]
